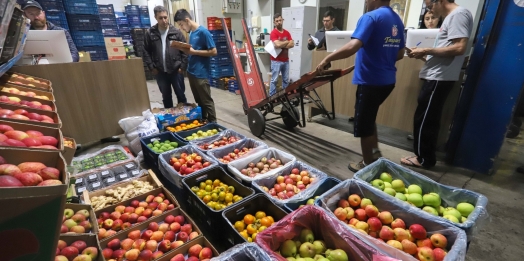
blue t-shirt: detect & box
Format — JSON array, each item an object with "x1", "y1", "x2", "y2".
[
  {"x1": 351, "y1": 6, "x2": 405, "y2": 86},
  {"x1": 187, "y1": 25, "x2": 216, "y2": 79}
]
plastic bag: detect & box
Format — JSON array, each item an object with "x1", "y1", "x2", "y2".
[
  {"x1": 207, "y1": 138, "x2": 268, "y2": 168},
  {"x1": 118, "y1": 109, "x2": 160, "y2": 155},
  {"x1": 210, "y1": 243, "x2": 271, "y2": 261},
  {"x1": 191, "y1": 129, "x2": 246, "y2": 152},
  {"x1": 72, "y1": 145, "x2": 135, "y2": 176},
  {"x1": 251, "y1": 161, "x2": 328, "y2": 206},
  {"x1": 255, "y1": 205, "x2": 406, "y2": 261},
  {"x1": 227, "y1": 148, "x2": 296, "y2": 183},
  {"x1": 158, "y1": 144, "x2": 219, "y2": 189},
  {"x1": 354, "y1": 158, "x2": 489, "y2": 240},
  {"x1": 316, "y1": 179, "x2": 468, "y2": 261}
]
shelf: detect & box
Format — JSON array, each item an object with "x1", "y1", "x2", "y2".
[{"x1": 0, "y1": 51, "x2": 23, "y2": 77}]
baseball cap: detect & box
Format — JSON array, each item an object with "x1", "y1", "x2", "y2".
[{"x1": 22, "y1": 0, "x2": 43, "y2": 10}]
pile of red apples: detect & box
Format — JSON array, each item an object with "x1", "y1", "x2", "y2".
[
  {"x1": 56, "y1": 239, "x2": 99, "y2": 261},
  {"x1": 0, "y1": 157, "x2": 62, "y2": 187},
  {"x1": 169, "y1": 243, "x2": 213, "y2": 261},
  {"x1": 217, "y1": 147, "x2": 254, "y2": 164},
  {"x1": 261, "y1": 168, "x2": 317, "y2": 200},
  {"x1": 61, "y1": 208, "x2": 93, "y2": 234},
  {"x1": 0, "y1": 124, "x2": 58, "y2": 149},
  {"x1": 334, "y1": 194, "x2": 450, "y2": 261},
  {"x1": 0, "y1": 95, "x2": 53, "y2": 111},
  {"x1": 0, "y1": 107, "x2": 55, "y2": 123}
]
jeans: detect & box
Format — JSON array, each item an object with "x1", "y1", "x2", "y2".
[
  {"x1": 155, "y1": 71, "x2": 187, "y2": 108},
  {"x1": 188, "y1": 75, "x2": 217, "y2": 122},
  {"x1": 270, "y1": 60, "x2": 289, "y2": 96}
]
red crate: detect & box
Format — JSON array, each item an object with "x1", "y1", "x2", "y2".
[{"x1": 207, "y1": 17, "x2": 231, "y2": 30}]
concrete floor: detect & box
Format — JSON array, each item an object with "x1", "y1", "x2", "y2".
[{"x1": 84, "y1": 80, "x2": 524, "y2": 260}]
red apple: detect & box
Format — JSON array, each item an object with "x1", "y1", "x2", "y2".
[
  {"x1": 132, "y1": 239, "x2": 146, "y2": 251},
  {"x1": 170, "y1": 222, "x2": 181, "y2": 233},
  {"x1": 102, "y1": 248, "x2": 113, "y2": 259},
  {"x1": 417, "y1": 247, "x2": 435, "y2": 261},
  {"x1": 38, "y1": 167, "x2": 60, "y2": 180},
  {"x1": 107, "y1": 238, "x2": 121, "y2": 250},
  {"x1": 14, "y1": 172, "x2": 43, "y2": 186},
  {"x1": 158, "y1": 240, "x2": 171, "y2": 252},
  {"x1": 60, "y1": 246, "x2": 79, "y2": 261},
  {"x1": 199, "y1": 247, "x2": 213, "y2": 259},
  {"x1": 145, "y1": 240, "x2": 157, "y2": 252},
  {"x1": 5, "y1": 139, "x2": 26, "y2": 147},
  {"x1": 164, "y1": 230, "x2": 176, "y2": 242},
  {"x1": 148, "y1": 222, "x2": 159, "y2": 231},
  {"x1": 409, "y1": 224, "x2": 427, "y2": 240},
  {"x1": 70, "y1": 240, "x2": 87, "y2": 253},
  {"x1": 141, "y1": 230, "x2": 153, "y2": 240},
  {"x1": 188, "y1": 244, "x2": 203, "y2": 257},
  {"x1": 128, "y1": 230, "x2": 141, "y2": 240},
  {"x1": 121, "y1": 238, "x2": 135, "y2": 250},
  {"x1": 177, "y1": 232, "x2": 188, "y2": 242},
  {"x1": 433, "y1": 248, "x2": 447, "y2": 261},
  {"x1": 4, "y1": 130, "x2": 28, "y2": 141},
  {"x1": 391, "y1": 218, "x2": 406, "y2": 229},
  {"x1": 138, "y1": 249, "x2": 153, "y2": 261}
]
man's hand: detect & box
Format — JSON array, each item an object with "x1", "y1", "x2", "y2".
[
  {"x1": 408, "y1": 47, "x2": 428, "y2": 59},
  {"x1": 308, "y1": 38, "x2": 313, "y2": 44},
  {"x1": 316, "y1": 59, "x2": 330, "y2": 74},
  {"x1": 151, "y1": 68, "x2": 159, "y2": 75},
  {"x1": 180, "y1": 47, "x2": 195, "y2": 55}
]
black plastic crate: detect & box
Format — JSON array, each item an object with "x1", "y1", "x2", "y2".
[
  {"x1": 174, "y1": 123, "x2": 228, "y2": 142},
  {"x1": 67, "y1": 14, "x2": 101, "y2": 31},
  {"x1": 283, "y1": 177, "x2": 341, "y2": 213},
  {"x1": 40, "y1": 0, "x2": 65, "y2": 12},
  {"x1": 222, "y1": 194, "x2": 288, "y2": 246},
  {"x1": 131, "y1": 28, "x2": 145, "y2": 35},
  {"x1": 140, "y1": 131, "x2": 188, "y2": 170},
  {"x1": 64, "y1": 1, "x2": 99, "y2": 15},
  {"x1": 79, "y1": 46, "x2": 107, "y2": 61},
  {"x1": 182, "y1": 166, "x2": 255, "y2": 236},
  {"x1": 97, "y1": 4, "x2": 115, "y2": 15}
]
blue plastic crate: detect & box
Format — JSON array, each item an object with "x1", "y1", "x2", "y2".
[
  {"x1": 71, "y1": 30, "x2": 105, "y2": 46},
  {"x1": 210, "y1": 54, "x2": 230, "y2": 62},
  {"x1": 102, "y1": 27, "x2": 119, "y2": 36},
  {"x1": 140, "y1": 17, "x2": 150, "y2": 25},
  {"x1": 64, "y1": 1, "x2": 99, "y2": 15},
  {"x1": 97, "y1": 4, "x2": 115, "y2": 15},
  {"x1": 40, "y1": 0, "x2": 65, "y2": 12},
  {"x1": 67, "y1": 14, "x2": 101, "y2": 31},
  {"x1": 124, "y1": 5, "x2": 140, "y2": 16},
  {"x1": 79, "y1": 46, "x2": 107, "y2": 61},
  {"x1": 99, "y1": 16, "x2": 117, "y2": 27},
  {"x1": 126, "y1": 15, "x2": 140, "y2": 23},
  {"x1": 46, "y1": 11, "x2": 69, "y2": 30},
  {"x1": 116, "y1": 17, "x2": 128, "y2": 25}
]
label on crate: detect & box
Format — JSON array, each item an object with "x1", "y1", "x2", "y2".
[
  {"x1": 92, "y1": 182, "x2": 101, "y2": 188},
  {"x1": 107, "y1": 177, "x2": 116, "y2": 183},
  {"x1": 101, "y1": 170, "x2": 111, "y2": 177},
  {"x1": 131, "y1": 170, "x2": 140, "y2": 176},
  {"x1": 77, "y1": 187, "x2": 86, "y2": 193},
  {"x1": 120, "y1": 174, "x2": 128, "y2": 179},
  {"x1": 125, "y1": 164, "x2": 134, "y2": 169},
  {"x1": 75, "y1": 178, "x2": 83, "y2": 184},
  {"x1": 88, "y1": 174, "x2": 97, "y2": 180}
]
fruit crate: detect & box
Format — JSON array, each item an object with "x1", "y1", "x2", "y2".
[
  {"x1": 61, "y1": 203, "x2": 99, "y2": 235},
  {"x1": 209, "y1": 242, "x2": 271, "y2": 261},
  {"x1": 207, "y1": 138, "x2": 268, "y2": 169},
  {"x1": 46, "y1": 11, "x2": 69, "y2": 30},
  {"x1": 67, "y1": 14, "x2": 102, "y2": 31},
  {"x1": 1, "y1": 72, "x2": 52, "y2": 91},
  {"x1": 78, "y1": 46, "x2": 107, "y2": 61},
  {"x1": 157, "y1": 236, "x2": 219, "y2": 260},
  {"x1": 97, "y1": 4, "x2": 115, "y2": 15},
  {"x1": 0, "y1": 102, "x2": 61, "y2": 129},
  {"x1": 0, "y1": 120, "x2": 64, "y2": 151},
  {"x1": 353, "y1": 158, "x2": 489, "y2": 241},
  {"x1": 222, "y1": 194, "x2": 288, "y2": 246},
  {"x1": 256, "y1": 205, "x2": 416, "y2": 261},
  {"x1": 64, "y1": 1, "x2": 99, "y2": 15},
  {"x1": 165, "y1": 119, "x2": 207, "y2": 133},
  {"x1": 174, "y1": 122, "x2": 228, "y2": 142},
  {"x1": 1, "y1": 82, "x2": 54, "y2": 100},
  {"x1": 58, "y1": 234, "x2": 104, "y2": 261},
  {"x1": 227, "y1": 147, "x2": 296, "y2": 187},
  {"x1": 315, "y1": 179, "x2": 468, "y2": 261},
  {"x1": 40, "y1": 0, "x2": 65, "y2": 12},
  {"x1": 182, "y1": 166, "x2": 255, "y2": 236},
  {"x1": 140, "y1": 131, "x2": 188, "y2": 171},
  {"x1": 191, "y1": 129, "x2": 246, "y2": 152},
  {"x1": 207, "y1": 17, "x2": 232, "y2": 30},
  {"x1": 284, "y1": 177, "x2": 341, "y2": 213}
]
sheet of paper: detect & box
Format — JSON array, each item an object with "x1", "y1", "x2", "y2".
[
  {"x1": 295, "y1": 20, "x2": 302, "y2": 29},
  {"x1": 309, "y1": 35, "x2": 319, "y2": 46},
  {"x1": 264, "y1": 41, "x2": 282, "y2": 59}
]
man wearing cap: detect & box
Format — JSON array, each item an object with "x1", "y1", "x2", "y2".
[{"x1": 22, "y1": 1, "x2": 79, "y2": 62}]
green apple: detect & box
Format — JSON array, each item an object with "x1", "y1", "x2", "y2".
[
  {"x1": 379, "y1": 172, "x2": 393, "y2": 183},
  {"x1": 384, "y1": 188, "x2": 397, "y2": 196},
  {"x1": 395, "y1": 193, "x2": 407, "y2": 201},
  {"x1": 407, "y1": 193, "x2": 424, "y2": 207},
  {"x1": 422, "y1": 193, "x2": 441, "y2": 208},
  {"x1": 295, "y1": 241, "x2": 302, "y2": 249},
  {"x1": 287, "y1": 258, "x2": 297, "y2": 261},
  {"x1": 457, "y1": 202, "x2": 475, "y2": 217},
  {"x1": 64, "y1": 208, "x2": 74, "y2": 219},
  {"x1": 422, "y1": 206, "x2": 439, "y2": 216},
  {"x1": 443, "y1": 215, "x2": 459, "y2": 223},
  {"x1": 298, "y1": 242, "x2": 316, "y2": 258},
  {"x1": 371, "y1": 179, "x2": 385, "y2": 190},
  {"x1": 384, "y1": 182, "x2": 392, "y2": 189},
  {"x1": 326, "y1": 249, "x2": 349, "y2": 261},
  {"x1": 407, "y1": 184, "x2": 423, "y2": 195},
  {"x1": 281, "y1": 240, "x2": 297, "y2": 257},
  {"x1": 438, "y1": 206, "x2": 445, "y2": 216},
  {"x1": 300, "y1": 229, "x2": 315, "y2": 243},
  {"x1": 461, "y1": 216, "x2": 467, "y2": 223},
  {"x1": 443, "y1": 207, "x2": 462, "y2": 220},
  {"x1": 313, "y1": 255, "x2": 326, "y2": 261},
  {"x1": 391, "y1": 179, "x2": 406, "y2": 193},
  {"x1": 312, "y1": 240, "x2": 326, "y2": 255},
  {"x1": 360, "y1": 198, "x2": 373, "y2": 208},
  {"x1": 304, "y1": 258, "x2": 315, "y2": 261},
  {"x1": 307, "y1": 198, "x2": 315, "y2": 205}
]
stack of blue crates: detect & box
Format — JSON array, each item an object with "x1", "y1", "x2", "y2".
[
  {"x1": 38, "y1": 0, "x2": 69, "y2": 30},
  {"x1": 64, "y1": 0, "x2": 106, "y2": 60},
  {"x1": 125, "y1": 5, "x2": 141, "y2": 28},
  {"x1": 228, "y1": 79, "x2": 238, "y2": 93},
  {"x1": 116, "y1": 15, "x2": 131, "y2": 43},
  {"x1": 98, "y1": 4, "x2": 119, "y2": 37},
  {"x1": 209, "y1": 30, "x2": 233, "y2": 85},
  {"x1": 139, "y1": 6, "x2": 150, "y2": 28}
]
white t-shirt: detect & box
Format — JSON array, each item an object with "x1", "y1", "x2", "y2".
[
  {"x1": 159, "y1": 27, "x2": 168, "y2": 72},
  {"x1": 419, "y1": 6, "x2": 473, "y2": 81}
]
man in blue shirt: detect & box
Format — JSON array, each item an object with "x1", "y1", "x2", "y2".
[
  {"x1": 174, "y1": 9, "x2": 218, "y2": 122},
  {"x1": 316, "y1": 0, "x2": 406, "y2": 172}
]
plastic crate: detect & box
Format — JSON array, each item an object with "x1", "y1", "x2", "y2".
[
  {"x1": 283, "y1": 177, "x2": 341, "y2": 212},
  {"x1": 46, "y1": 11, "x2": 69, "y2": 30},
  {"x1": 207, "y1": 17, "x2": 232, "y2": 30},
  {"x1": 210, "y1": 54, "x2": 230, "y2": 63},
  {"x1": 140, "y1": 16, "x2": 150, "y2": 25},
  {"x1": 140, "y1": 131, "x2": 188, "y2": 170},
  {"x1": 67, "y1": 14, "x2": 101, "y2": 31},
  {"x1": 99, "y1": 16, "x2": 117, "y2": 27},
  {"x1": 79, "y1": 46, "x2": 107, "y2": 61},
  {"x1": 64, "y1": 1, "x2": 99, "y2": 15},
  {"x1": 40, "y1": 0, "x2": 65, "y2": 12},
  {"x1": 182, "y1": 166, "x2": 255, "y2": 236},
  {"x1": 211, "y1": 243, "x2": 271, "y2": 261},
  {"x1": 97, "y1": 4, "x2": 115, "y2": 15},
  {"x1": 174, "y1": 123, "x2": 228, "y2": 142},
  {"x1": 102, "y1": 27, "x2": 119, "y2": 36},
  {"x1": 131, "y1": 28, "x2": 145, "y2": 35},
  {"x1": 222, "y1": 194, "x2": 288, "y2": 246},
  {"x1": 207, "y1": 138, "x2": 268, "y2": 170},
  {"x1": 124, "y1": 5, "x2": 140, "y2": 16},
  {"x1": 71, "y1": 30, "x2": 105, "y2": 46},
  {"x1": 118, "y1": 26, "x2": 131, "y2": 34},
  {"x1": 116, "y1": 17, "x2": 128, "y2": 25}
]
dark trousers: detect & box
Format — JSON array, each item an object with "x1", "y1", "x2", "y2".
[
  {"x1": 188, "y1": 75, "x2": 217, "y2": 122},
  {"x1": 413, "y1": 80, "x2": 455, "y2": 167},
  {"x1": 155, "y1": 71, "x2": 187, "y2": 108},
  {"x1": 354, "y1": 84, "x2": 395, "y2": 137}
]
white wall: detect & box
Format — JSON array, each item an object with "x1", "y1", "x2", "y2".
[
  {"x1": 197, "y1": 0, "x2": 244, "y2": 42},
  {"x1": 290, "y1": 0, "x2": 316, "y2": 7},
  {"x1": 244, "y1": 0, "x2": 272, "y2": 42},
  {"x1": 96, "y1": 0, "x2": 131, "y2": 12}
]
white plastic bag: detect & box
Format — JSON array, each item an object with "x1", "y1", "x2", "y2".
[{"x1": 118, "y1": 110, "x2": 159, "y2": 155}]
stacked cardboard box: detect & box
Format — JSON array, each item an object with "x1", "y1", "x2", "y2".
[{"x1": 104, "y1": 37, "x2": 126, "y2": 60}]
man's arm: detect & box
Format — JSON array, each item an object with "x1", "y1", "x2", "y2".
[
  {"x1": 64, "y1": 30, "x2": 79, "y2": 62},
  {"x1": 188, "y1": 48, "x2": 217, "y2": 57},
  {"x1": 322, "y1": 39, "x2": 362, "y2": 64},
  {"x1": 141, "y1": 30, "x2": 155, "y2": 71},
  {"x1": 273, "y1": 40, "x2": 289, "y2": 49},
  {"x1": 396, "y1": 49, "x2": 405, "y2": 61},
  {"x1": 286, "y1": 40, "x2": 294, "y2": 49},
  {"x1": 409, "y1": 37, "x2": 468, "y2": 59},
  {"x1": 177, "y1": 32, "x2": 188, "y2": 71}
]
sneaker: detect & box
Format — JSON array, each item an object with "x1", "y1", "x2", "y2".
[
  {"x1": 348, "y1": 160, "x2": 366, "y2": 172},
  {"x1": 407, "y1": 134, "x2": 414, "y2": 140},
  {"x1": 372, "y1": 148, "x2": 382, "y2": 161}
]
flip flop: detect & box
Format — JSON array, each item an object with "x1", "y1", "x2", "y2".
[{"x1": 400, "y1": 156, "x2": 424, "y2": 169}]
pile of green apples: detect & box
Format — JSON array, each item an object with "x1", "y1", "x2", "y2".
[
  {"x1": 278, "y1": 228, "x2": 349, "y2": 261},
  {"x1": 370, "y1": 172, "x2": 476, "y2": 224}
]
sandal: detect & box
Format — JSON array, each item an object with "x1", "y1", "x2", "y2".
[
  {"x1": 348, "y1": 160, "x2": 366, "y2": 172},
  {"x1": 400, "y1": 156, "x2": 424, "y2": 168}
]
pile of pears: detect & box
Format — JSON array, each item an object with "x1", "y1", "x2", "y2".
[{"x1": 278, "y1": 228, "x2": 349, "y2": 261}]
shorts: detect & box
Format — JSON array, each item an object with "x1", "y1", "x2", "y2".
[{"x1": 354, "y1": 84, "x2": 395, "y2": 137}]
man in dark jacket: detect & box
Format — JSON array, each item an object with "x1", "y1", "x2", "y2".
[
  {"x1": 307, "y1": 10, "x2": 340, "y2": 51},
  {"x1": 22, "y1": 1, "x2": 79, "y2": 62},
  {"x1": 143, "y1": 6, "x2": 188, "y2": 108}
]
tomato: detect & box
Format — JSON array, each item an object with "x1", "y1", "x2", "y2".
[
  {"x1": 243, "y1": 214, "x2": 255, "y2": 225},
  {"x1": 255, "y1": 211, "x2": 266, "y2": 220},
  {"x1": 260, "y1": 217, "x2": 272, "y2": 227},
  {"x1": 246, "y1": 224, "x2": 257, "y2": 235},
  {"x1": 266, "y1": 216, "x2": 275, "y2": 224},
  {"x1": 234, "y1": 221, "x2": 245, "y2": 232}
]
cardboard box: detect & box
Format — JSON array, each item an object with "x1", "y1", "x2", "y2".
[
  {"x1": 1, "y1": 71, "x2": 53, "y2": 91},
  {"x1": 59, "y1": 234, "x2": 104, "y2": 261},
  {"x1": 79, "y1": 51, "x2": 92, "y2": 62},
  {"x1": 0, "y1": 102, "x2": 61, "y2": 128},
  {"x1": 0, "y1": 90, "x2": 57, "y2": 111},
  {"x1": 63, "y1": 137, "x2": 77, "y2": 165},
  {"x1": 0, "y1": 148, "x2": 68, "y2": 261},
  {"x1": 106, "y1": 46, "x2": 126, "y2": 60},
  {"x1": 152, "y1": 104, "x2": 203, "y2": 131},
  {"x1": 82, "y1": 170, "x2": 164, "y2": 208},
  {"x1": 157, "y1": 236, "x2": 219, "y2": 261},
  {"x1": 99, "y1": 207, "x2": 203, "y2": 259},
  {"x1": 104, "y1": 37, "x2": 124, "y2": 47},
  {"x1": 0, "y1": 120, "x2": 64, "y2": 151},
  {"x1": 63, "y1": 203, "x2": 99, "y2": 235}
]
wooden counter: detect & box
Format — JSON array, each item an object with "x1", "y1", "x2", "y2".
[
  {"x1": 310, "y1": 51, "x2": 461, "y2": 148},
  {"x1": 11, "y1": 59, "x2": 151, "y2": 145}
]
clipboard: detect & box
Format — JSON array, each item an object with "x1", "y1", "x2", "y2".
[{"x1": 170, "y1": 41, "x2": 192, "y2": 49}]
